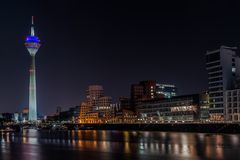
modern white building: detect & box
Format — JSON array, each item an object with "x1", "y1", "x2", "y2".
[
  {"x1": 225, "y1": 89, "x2": 240, "y2": 122},
  {"x1": 206, "y1": 46, "x2": 240, "y2": 121}
]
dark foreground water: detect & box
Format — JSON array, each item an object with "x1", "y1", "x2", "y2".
[{"x1": 0, "y1": 129, "x2": 239, "y2": 160}]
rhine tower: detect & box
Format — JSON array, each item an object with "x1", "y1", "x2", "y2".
[{"x1": 25, "y1": 16, "x2": 41, "y2": 121}]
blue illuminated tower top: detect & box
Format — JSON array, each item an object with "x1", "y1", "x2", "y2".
[{"x1": 25, "y1": 16, "x2": 41, "y2": 56}]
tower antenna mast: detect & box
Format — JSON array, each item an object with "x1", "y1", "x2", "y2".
[{"x1": 31, "y1": 16, "x2": 35, "y2": 36}]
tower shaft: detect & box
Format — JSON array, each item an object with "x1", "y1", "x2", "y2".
[{"x1": 29, "y1": 55, "x2": 37, "y2": 121}]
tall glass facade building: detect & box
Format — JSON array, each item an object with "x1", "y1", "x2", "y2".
[{"x1": 156, "y1": 84, "x2": 177, "y2": 98}]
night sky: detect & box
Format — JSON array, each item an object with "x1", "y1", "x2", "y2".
[{"x1": 0, "y1": 0, "x2": 239, "y2": 115}]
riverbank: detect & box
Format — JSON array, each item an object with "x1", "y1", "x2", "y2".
[
  {"x1": 4, "y1": 123, "x2": 240, "y2": 134},
  {"x1": 63, "y1": 123, "x2": 240, "y2": 134}
]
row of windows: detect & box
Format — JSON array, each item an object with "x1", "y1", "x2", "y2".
[
  {"x1": 209, "y1": 104, "x2": 223, "y2": 108},
  {"x1": 208, "y1": 77, "x2": 222, "y2": 82},
  {"x1": 206, "y1": 61, "x2": 220, "y2": 68},
  {"x1": 228, "y1": 115, "x2": 239, "y2": 121},
  {"x1": 227, "y1": 97, "x2": 238, "y2": 102},
  {"x1": 209, "y1": 108, "x2": 224, "y2": 113},
  {"x1": 138, "y1": 102, "x2": 193, "y2": 109},
  {"x1": 209, "y1": 92, "x2": 223, "y2": 97},
  {"x1": 140, "y1": 108, "x2": 170, "y2": 112},
  {"x1": 209, "y1": 87, "x2": 223, "y2": 92},
  {"x1": 227, "y1": 103, "x2": 240, "y2": 108},
  {"x1": 206, "y1": 52, "x2": 220, "y2": 63},
  {"x1": 228, "y1": 109, "x2": 239, "y2": 114},
  {"x1": 227, "y1": 91, "x2": 240, "y2": 96},
  {"x1": 208, "y1": 72, "x2": 222, "y2": 77},
  {"x1": 209, "y1": 98, "x2": 223, "y2": 103},
  {"x1": 207, "y1": 67, "x2": 222, "y2": 73},
  {"x1": 209, "y1": 82, "x2": 223, "y2": 87}
]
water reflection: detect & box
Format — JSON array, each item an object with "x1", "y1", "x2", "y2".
[{"x1": 0, "y1": 130, "x2": 238, "y2": 159}]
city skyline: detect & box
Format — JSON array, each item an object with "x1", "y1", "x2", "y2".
[
  {"x1": 1, "y1": 2, "x2": 240, "y2": 160},
  {"x1": 1, "y1": 1, "x2": 240, "y2": 114}
]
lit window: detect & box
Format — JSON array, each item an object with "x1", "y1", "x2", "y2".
[{"x1": 232, "y1": 68, "x2": 236, "y2": 73}]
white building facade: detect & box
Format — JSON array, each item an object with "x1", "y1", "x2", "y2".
[
  {"x1": 225, "y1": 89, "x2": 240, "y2": 122},
  {"x1": 206, "y1": 46, "x2": 240, "y2": 121}
]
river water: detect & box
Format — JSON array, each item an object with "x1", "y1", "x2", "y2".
[{"x1": 0, "y1": 129, "x2": 239, "y2": 160}]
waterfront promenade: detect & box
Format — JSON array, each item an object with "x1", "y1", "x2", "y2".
[{"x1": 3, "y1": 122, "x2": 240, "y2": 134}]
